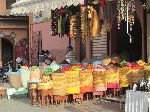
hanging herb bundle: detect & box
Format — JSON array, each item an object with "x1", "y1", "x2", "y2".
[
  {"x1": 44, "y1": 68, "x2": 53, "y2": 76},
  {"x1": 69, "y1": 13, "x2": 80, "y2": 38},
  {"x1": 51, "y1": 9, "x2": 59, "y2": 36}
]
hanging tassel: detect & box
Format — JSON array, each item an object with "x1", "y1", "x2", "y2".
[{"x1": 130, "y1": 37, "x2": 132, "y2": 43}]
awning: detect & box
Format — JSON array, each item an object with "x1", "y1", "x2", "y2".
[{"x1": 11, "y1": 0, "x2": 84, "y2": 16}]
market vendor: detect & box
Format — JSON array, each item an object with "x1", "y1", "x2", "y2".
[
  {"x1": 65, "y1": 46, "x2": 76, "y2": 63},
  {"x1": 45, "y1": 50, "x2": 54, "y2": 65}
]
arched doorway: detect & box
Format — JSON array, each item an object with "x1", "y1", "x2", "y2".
[
  {"x1": 16, "y1": 38, "x2": 29, "y2": 61},
  {"x1": 117, "y1": 13, "x2": 142, "y2": 62},
  {"x1": 1, "y1": 38, "x2": 13, "y2": 67}
]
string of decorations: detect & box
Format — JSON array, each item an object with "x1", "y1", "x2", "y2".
[
  {"x1": 117, "y1": 0, "x2": 135, "y2": 31},
  {"x1": 50, "y1": 0, "x2": 118, "y2": 42}
]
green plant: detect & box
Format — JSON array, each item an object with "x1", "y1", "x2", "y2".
[
  {"x1": 29, "y1": 66, "x2": 39, "y2": 71},
  {"x1": 44, "y1": 68, "x2": 53, "y2": 76}
]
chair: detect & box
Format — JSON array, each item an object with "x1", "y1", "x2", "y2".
[
  {"x1": 29, "y1": 88, "x2": 38, "y2": 106},
  {"x1": 38, "y1": 89, "x2": 53, "y2": 106},
  {"x1": 93, "y1": 91, "x2": 103, "y2": 101}
]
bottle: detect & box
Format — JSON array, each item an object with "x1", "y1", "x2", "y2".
[{"x1": 133, "y1": 83, "x2": 137, "y2": 91}]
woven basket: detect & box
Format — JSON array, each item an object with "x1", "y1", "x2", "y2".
[
  {"x1": 93, "y1": 71, "x2": 106, "y2": 89},
  {"x1": 52, "y1": 73, "x2": 67, "y2": 90},
  {"x1": 106, "y1": 69, "x2": 119, "y2": 84},
  {"x1": 53, "y1": 88, "x2": 67, "y2": 96},
  {"x1": 119, "y1": 67, "x2": 129, "y2": 87},
  {"x1": 9, "y1": 73, "x2": 21, "y2": 89},
  {"x1": 38, "y1": 81, "x2": 53, "y2": 90},
  {"x1": 30, "y1": 70, "x2": 41, "y2": 80},
  {"x1": 80, "y1": 70, "x2": 93, "y2": 87},
  {"x1": 144, "y1": 70, "x2": 150, "y2": 79},
  {"x1": 127, "y1": 69, "x2": 144, "y2": 83}
]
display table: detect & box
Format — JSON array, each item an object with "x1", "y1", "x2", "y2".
[
  {"x1": 125, "y1": 91, "x2": 150, "y2": 112},
  {"x1": 5, "y1": 87, "x2": 28, "y2": 100}
]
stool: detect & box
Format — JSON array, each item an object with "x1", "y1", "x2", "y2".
[
  {"x1": 38, "y1": 89, "x2": 53, "y2": 106},
  {"x1": 113, "y1": 88, "x2": 120, "y2": 98},
  {"x1": 53, "y1": 95, "x2": 68, "y2": 105},
  {"x1": 84, "y1": 92, "x2": 93, "y2": 101},
  {"x1": 93, "y1": 91, "x2": 103, "y2": 100},
  {"x1": 29, "y1": 88, "x2": 37, "y2": 105},
  {"x1": 73, "y1": 94, "x2": 83, "y2": 104}
]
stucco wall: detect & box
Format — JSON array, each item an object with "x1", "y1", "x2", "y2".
[
  {"x1": 32, "y1": 21, "x2": 75, "y2": 63},
  {"x1": 0, "y1": 0, "x2": 11, "y2": 15},
  {"x1": 0, "y1": 28, "x2": 28, "y2": 44}
]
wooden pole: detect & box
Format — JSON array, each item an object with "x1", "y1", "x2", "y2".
[
  {"x1": 84, "y1": 0, "x2": 92, "y2": 60},
  {"x1": 28, "y1": 13, "x2": 33, "y2": 66},
  {"x1": 0, "y1": 38, "x2": 2, "y2": 67}
]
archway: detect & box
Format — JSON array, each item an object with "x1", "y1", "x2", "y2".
[
  {"x1": 1, "y1": 38, "x2": 13, "y2": 67},
  {"x1": 117, "y1": 13, "x2": 142, "y2": 62},
  {"x1": 16, "y1": 38, "x2": 29, "y2": 60}
]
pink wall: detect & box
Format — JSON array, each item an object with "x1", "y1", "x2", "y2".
[{"x1": 32, "y1": 21, "x2": 74, "y2": 62}]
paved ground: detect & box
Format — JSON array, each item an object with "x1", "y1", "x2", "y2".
[
  {"x1": 0, "y1": 96, "x2": 121, "y2": 112},
  {"x1": 0, "y1": 83, "x2": 124, "y2": 112}
]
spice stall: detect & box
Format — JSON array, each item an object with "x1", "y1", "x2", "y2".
[
  {"x1": 14, "y1": 59, "x2": 149, "y2": 106},
  {"x1": 0, "y1": 1, "x2": 148, "y2": 112}
]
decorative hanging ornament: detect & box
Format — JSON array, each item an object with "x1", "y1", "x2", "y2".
[{"x1": 117, "y1": 0, "x2": 135, "y2": 30}]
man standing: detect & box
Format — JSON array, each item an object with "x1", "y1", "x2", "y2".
[{"x1": 66, "y1": 46, "x2": 76, "y2": 63}]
